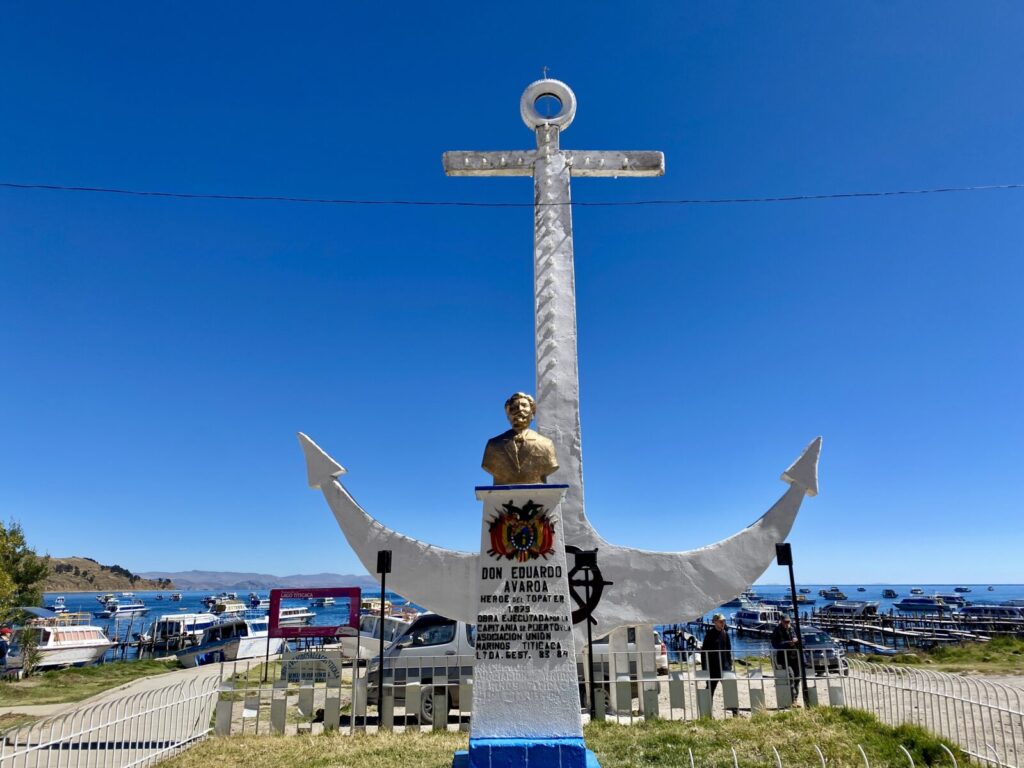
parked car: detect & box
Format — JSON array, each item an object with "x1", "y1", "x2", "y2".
[{"x1": 796, "y1": 626, "x2": 848, "y2": 676}]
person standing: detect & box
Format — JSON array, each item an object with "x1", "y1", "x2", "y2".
[
  {"x1": 701, "y1": 613, "x2": 736, "y2": 713},
  {"x1": 0, "y1": 628, "x2": 11, "y2": 673},
  {"x1": 771, "y1": 615, "x2": 801, "y2": 702}
]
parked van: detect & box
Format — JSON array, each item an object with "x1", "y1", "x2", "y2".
[{"x1": 366, "y1": 613, "x2": 663, "y2": 724}]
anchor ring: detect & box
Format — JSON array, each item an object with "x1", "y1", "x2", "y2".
[{"x1": 520, "y1": 79, "x2": 576, "y2": 131}]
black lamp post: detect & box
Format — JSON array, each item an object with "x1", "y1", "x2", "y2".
[
  {"x1": 376, "y1": 549, "x2": 392, "y2": 716},
  {"x1": 775, "y1": 542, "x2": 810, "y2": 707}
]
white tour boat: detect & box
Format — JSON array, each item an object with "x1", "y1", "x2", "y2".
[
  {"x1": 94, "y1": 599, "x2": 149, "y2": 619},
  {"x1": 142, "y1": 612, "x2": 219, "y2": 650},
  {"x1": 21, "y1": 612, "x2": 113, "y2": 668},
  {"x1": 277, "y1": 605, "x2": 315, "y2": 626},
  {"x1": 310, "y1": 596, "x2": 335, "y2": 607},
  {"x1": 211, "y1": 599, "x2": 248, "y2": 616},
  {"x1": 733, "y1": 604, "x2": 784, "y2": 631},
  {"x1": 175, "y1": 616, "x2": 285, "y2": 667}
]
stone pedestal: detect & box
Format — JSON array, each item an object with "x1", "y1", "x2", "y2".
[{"x1": 452, "y1": 484, "x2": 598, "y2": 768}]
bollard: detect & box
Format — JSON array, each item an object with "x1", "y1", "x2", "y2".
[
  {"x1": 722, "y1": 671, "x2": 739, "y2": 712},
  {"x1": 270, "y1": 680, "x2": 289, "y2": 734},
  {"x1": 431, "y1": 686, "x2": 447, "y2": 731},
  {"x1": 215, "y1": 693, "x2": 233, "y2": 736},
  {"x1": 828, "y1": 683, "x2": 846, "y2": 707},
  {"x1": 406, "y1": 682, "x2": 422, "y2": 726},
  {"x1": 774, "y1": 670, "x2": 794, "y2": 709},
  {"x1": 696, "y1": 687, "x2": 713, "y2": 718},
  {"x1": 324, "y1": 681, "x2": 341, "y2": 731},
  {"x1": 351, "y1": 675, "x2": 367, "y2": 730},
  {"x1": 668, "y1": 673, "x2": 686, "y2": 713},
  {"x1": 297, "y1": 684, "x2": 314, "y2": 718},
  {"x1": 379, "y1": 687, "x2": 394, "y2": 731}
]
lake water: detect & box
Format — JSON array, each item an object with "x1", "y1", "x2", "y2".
[{"x1": 42, "y1": 583, "x2": 1024, "y2": 661}]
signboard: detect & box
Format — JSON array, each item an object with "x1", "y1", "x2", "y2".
[
  {"x1": 280, "y1": 648, "x2": 345, "y2": 682},
  {"x1": 268, "y1": 586, "x2": 361, "y2": 639}
]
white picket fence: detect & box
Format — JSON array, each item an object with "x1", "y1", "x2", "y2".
[
  {"x1": 0, "y1": 675, "x2": 219, "y2": 768},
  {"x1": 2, "y1": 656, "x2": 1020, "y2": 767}
]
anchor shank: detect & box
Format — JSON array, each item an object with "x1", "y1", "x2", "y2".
[{"x1": 533, "y1": 149, "x2": 588, "y2": 541}]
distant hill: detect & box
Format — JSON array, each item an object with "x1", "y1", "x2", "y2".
[
  {"x1": 138, "y1": 569, "x2": 379, "y2": 591},
  {"x1": 46, "y1": 557, "x2": 175, "y2": 592}
]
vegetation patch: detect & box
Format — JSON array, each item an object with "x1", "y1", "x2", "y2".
[
  {"x1": 0, "y1": 713, "x2": 39, "y2": 732},
  {"x1": 0, "y1": 659, "x2": 180, "y2": 705},
  {"x1": 862, "y1": 636, "x2": 1024, "y2": 675},
  {"x1": 161, "y1": 708, "x2": 965, "y2": 768}
]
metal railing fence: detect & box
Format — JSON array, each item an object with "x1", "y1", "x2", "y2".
[
  {"x1": 845, "y1": 658, "x2": 1023, "y2": 768},
  {"x1": 0, "y1": 675, "x2": 219, "y2": 768},
  {"x1": 4, "y1": 648, "x2": 1019, "y2": 767}
]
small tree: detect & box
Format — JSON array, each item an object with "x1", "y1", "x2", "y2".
[
  {"x1": 17, "y1": 626, "x2": 41, "y2": 677},
  {"x1": 0, "y1": 521, "x2": 50, "y2": 622}
]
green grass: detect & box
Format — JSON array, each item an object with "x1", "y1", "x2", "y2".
[
  {"x1": 0, "y1": 660, "x2": 181, "y2": 706},
  {"x1": 864, "y1": 636, "x2": 1024, "y2": 674},
  {"x1": 161, "y1": 708, "x2": 966, "y2": 768}
]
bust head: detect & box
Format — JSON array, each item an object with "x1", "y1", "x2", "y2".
[{"x1": 504, "y1": 392, "x2": 536, "y2": 432}]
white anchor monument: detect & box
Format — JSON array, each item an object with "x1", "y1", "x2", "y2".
[{"x1": 298, "y1": 78, "x2": 821, "y2": 768}]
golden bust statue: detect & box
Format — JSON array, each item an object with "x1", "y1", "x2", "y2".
[{"x1": 482, "y1": 392, "x2": 559, "y2": 485}]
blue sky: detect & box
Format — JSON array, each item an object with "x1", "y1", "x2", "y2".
[{"x1": 2, "y1": 3, "x2": 1022, "y2": 584}]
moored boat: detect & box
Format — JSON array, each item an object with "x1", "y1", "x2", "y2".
[
  {"x1": 94, "y1": 599, "x2": 149, "y2": 619},
  {"x1": 818, "y1": 600, "x2": 879, "y2": 618},
  {"x1": 311, "y1": 596, "x2": 335, "y2": 607},
  {"x1": 954, "y1": 586, "x2": 971, "y2": 593},
  {"x1": 19, "y1": 611, "x2": 113, "y2": 668},
  {"x1": 360, "y1": 596, "x2": 393, "y2": 616},
  {"x1": 142, "y1": 612, "x2": 218, "y2": 650},
  {"x1": 819, "y1": 587, "x2": 847, "y2": 600},
  {"x1": 45, "y1": 596, "x2": 68, "y2": 614},
  {"x1": 733, "y1": 604, "x2": 783, "y2": 631},
  {"x1": 176, "y1": 616, "x2": 285, "y2": 667},
  {"x1": 910, "y1": 587, "x2": 924, "y2": 595},
  {"x1": 277, "y1": 605, "x2": 315, "y2": 626},
  {"x1": 211, "y1": 599, "x2": 248, "y2": 616},
  {"x1": 882, "y1": 589, "x2": 898, "y2": 599},
  {"x1": 170, "y1": 592, "x2": 183, "y2": 601},
  {"x1": 894, "y1": 596, "x2": 946, "y2": 613},
  {"x1": 722, "y1": 589, "x2": 761, "y2": 608}
]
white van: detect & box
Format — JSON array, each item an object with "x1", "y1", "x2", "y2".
[{"x1": 367, "y1": 613, "x2": 662, "y2": 723}]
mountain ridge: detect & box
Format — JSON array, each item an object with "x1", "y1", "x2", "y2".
[
  {"x1": 46, "y1": 557, "x2": 175, "y2": 592},
  {"x1": 139, "y1": 569, "x2": 379, "y2": 591}
]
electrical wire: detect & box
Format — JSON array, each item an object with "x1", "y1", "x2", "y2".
[{"x1": 2, "y1": 181, "x2": 1022, "y2": 208}]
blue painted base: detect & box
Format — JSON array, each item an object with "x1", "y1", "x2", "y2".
[{"x1": 451, "y1": 738, "x2": 599, "y2": 768}]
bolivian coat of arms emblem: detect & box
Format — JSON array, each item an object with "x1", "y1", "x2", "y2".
[{"x1": 487, "y1": 499, "x2": 556, "y2": 562}]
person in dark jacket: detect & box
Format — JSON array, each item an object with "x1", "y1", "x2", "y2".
[
  {"x1": 771, "y1": 615, "x2": 801, "y2": 700},
  {"x1": 701, "y1": 613, "x2": 733, "y2": 705}
]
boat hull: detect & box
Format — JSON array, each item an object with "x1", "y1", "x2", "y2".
[
  {"x1": 37, "y1": 643, "x2": 112, "y2": 668},
  {"x1": 176, "y1": 635, "x2": 285, "y2": 668}
]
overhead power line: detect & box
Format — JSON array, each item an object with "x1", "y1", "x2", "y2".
[{"x1": 2, "y1": 180, "x2": 1022, "y2": 208}]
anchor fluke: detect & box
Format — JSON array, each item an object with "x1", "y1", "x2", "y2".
[
  {"x1": 297, "y1": 432, "x2": 347, "y2": 489},
  {"x1": 781, "y1": 436, "x2": 822, "y2": 497}
]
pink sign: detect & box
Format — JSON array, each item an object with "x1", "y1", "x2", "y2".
[{"x1": 268, "y1": 586, "x2": 361, "y2": 639}]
